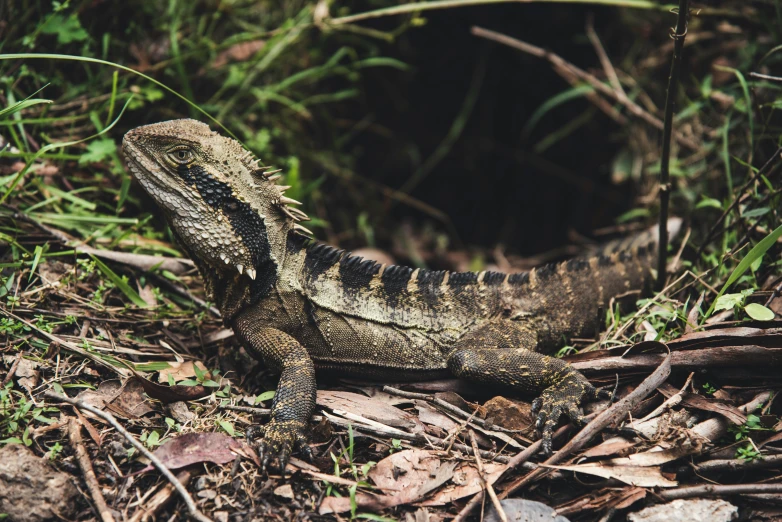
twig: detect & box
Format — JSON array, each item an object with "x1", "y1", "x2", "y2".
[
  {"x1": 470, "y1": 26, "x2": 700, "y2": 151},
  {"x1": 697, "y1": 454, "x2": 782, "y2": 473},
  {"x1": 0, "y1": 308, "x2": 128, "y2": 377},
  {"x1": 657, "y1": 0, "x2": 689, "y2": 291},
  {"x1": 637, "y1": 371, "x2": 693, "y2": 422},
  {"x1": 383, "y1": 386, "x2": 493, "y2": 429},
  {"x1": 585, "y1": 15, "x2": 625, "y2": 97},
  {"x1": 326, "y1": 1, "x2": 741, "y2": 26},
  {"x1": 2, "y1": 352, "x2": 22, "y2": 386},
  {"x1": 67, "y1": 418, "x2": 115, "y2": 522},
  {"x1": 660, "y1": 483, "x2": 782, "y2": 500},
  {"x1": 45, "y1": 392, "x2": 212, "y2": 522},
  {"x1": 469, "y1": 431, "x2": 507, "y2": 522}
]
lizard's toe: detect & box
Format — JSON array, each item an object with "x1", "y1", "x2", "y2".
[
  {"x1": 533, "y1": 371, "x2": 598, "y2": 454},
  {"x1": 253, "y1": 419, "x2": 309, "y2": 474}
]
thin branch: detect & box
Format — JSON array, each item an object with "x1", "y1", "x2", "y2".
[
  {"x1": 67, "y1": 418, "x2": 115, "y2": 522},
  {"x1": 585, "y1": 15, "x2": 625, "y2": 96},
  {"x1": 660, "y1": 483, "x2": 782, "y2": 500},
  {"x1": 45, "y1": 392, "x2": 212, "y2": 522},
  {"x1": 326, "y1": 1, "x2": 740, "y2": 26},
  {"x1": 657, "y1": 0, "x2": 689, "y2": 291},
  {"x1": 469, "y1": 431, "x2": 507, "y2": 522}
]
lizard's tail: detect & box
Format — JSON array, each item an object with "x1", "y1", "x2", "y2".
[{"x1": 524, "y1": 218, "x2": 682, "y2": 350}]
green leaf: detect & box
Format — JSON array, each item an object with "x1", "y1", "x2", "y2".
[
  {"x1": 695, "y1": 197, "x2": 723, "y2": 210},
  {"x1": 146, "y1": 430, "x2": 160, "y2": 447},
  {"x1": 744, "y1": 303, "x2": 775, "y2": 321},
  {"x1": 254, "y1": 390, "x2": 275, "y2": 404},
  {"x1": 714, "y1": 289, "x2": 753, "y2": 312},
  {"x1": 40, "y1": 14, "x2": 89, "y2": 45},
  {"x1": 29, "y1": 245, "x2": 43, "y2": 282},
  {"x1": 706, "y1": 223, "x2": 782, "y2": 318},
  {"x1": 218, "y1": 420, "x2": 235, "y2": 436},
  {"x1": 743, "y1": 207, "x2": 770, "y2": 219},
  {"x1": 192, "y1": 363, "x2": 205, "y2": 381},
  {"x1": 79, "y1": 139, "x2": 117, "y2": 165}
]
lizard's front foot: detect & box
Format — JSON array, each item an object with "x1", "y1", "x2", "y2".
[
  {"x1": 247, "y1": 419, "x2": 312, "y2": 473},
  {"x1": 531, "y1": 371, "x2": 610, "y2": 455}
]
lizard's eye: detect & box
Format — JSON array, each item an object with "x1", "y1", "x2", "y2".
[{"x1": 167, "y1": 146, "x2": 193, "y2": 164}]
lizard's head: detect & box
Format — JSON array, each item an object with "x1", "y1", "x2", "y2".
[{"x1": 122, "y1": 119, "x2": 309, "y2": 282}]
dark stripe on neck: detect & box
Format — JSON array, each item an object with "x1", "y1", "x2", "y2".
[{"x1": 179, "y1": 164, "x2": 277, "y2": 300}]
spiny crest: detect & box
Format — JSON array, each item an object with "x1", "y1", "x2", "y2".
[{"x1": 239, "y1": 148, "x2": 313, "y2": 237}]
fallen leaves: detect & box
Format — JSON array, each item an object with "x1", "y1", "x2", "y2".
[{"x1": 144, "y1": 432, "x2": 259, "y2": 471}]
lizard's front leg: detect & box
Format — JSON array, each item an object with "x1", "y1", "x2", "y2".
[{"x1": 233, "y1": 318, "x2": 316, "y2": 471}]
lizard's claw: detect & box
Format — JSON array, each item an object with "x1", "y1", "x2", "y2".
[
  {"x1": 248, "y1": 419, "x2": 311, "y2": 474},
  {"x1": 531, "y1": 371, "x2": 602, "y2": 455}
]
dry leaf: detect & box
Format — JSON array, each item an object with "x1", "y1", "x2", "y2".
[
  {"x1": 317, "y1": 390, "x2": 424, "y2": 432},
  {"x1": 158, "y1": 361, "x2": 209, "y2": 383},
  {"x1": 546, "y1": 462, "x2": 677, "y2": 488}
]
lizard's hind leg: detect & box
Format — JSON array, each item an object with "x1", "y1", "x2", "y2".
[{"x1": 446, "y1": 320, "x2": 608, "y2": 453}]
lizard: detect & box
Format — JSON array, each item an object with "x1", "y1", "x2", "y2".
[{"x1": 122, "y1": 118, "x2": 666, "y2": 471}]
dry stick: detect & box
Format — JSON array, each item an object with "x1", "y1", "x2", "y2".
[
  {"x1": 470, "y1": 26, "x2": 700, "y2": 151},
  {"x1": 656, "y1": 0, "x2": 689, "y2": 292},
  {"x1": 2, "y1": 352, "x2": 22, "y2": 386},
  {"x1": 68, "y1": 418, "x2": 115, "y2": 522},
  {"x1": 660, "y1": 483, "x2": 782, "y2": 500},
  {"x1": 697, "y1": 454, "x2": 782, "y2": 473},
  {"x1": 498, "y1": 352, "x2": 671, "y2": 499},
  {"x1": 469, "y1": 431, "x2": 508, "y2": 522},
  {"x1": 45, "y1": 392, "x2": 212, "y2": 522},
  {"x1": 636, "y1": 371, "x2": 693, "y2": 422},
  {"x1": 326, "y1": 1, "x2": 741, "y2": 26},
  {"x1": 585, "y1": 16, "x2": 625, "y2": 97},
  {"x1": 383, "y1": 385, "x2": 494, "y2": 429}
]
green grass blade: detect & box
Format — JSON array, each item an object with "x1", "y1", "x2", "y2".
[
  {"x1": 0, "y1": 98, "x2": 52, "y2": 119},
  {"x1": 29, "y1": 245, "x2": 43, "y2": 282},
  {"x1": 523, "y1": 84, "x2": 594, "y2": 137},
  {"x1": 89, "y1": 255, "x2": 149, "y2": 308},
  {"x1": 0, "y1": 53, "x2": 237, "y2": 142}
]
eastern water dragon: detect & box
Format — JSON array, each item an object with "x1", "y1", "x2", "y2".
[{"x1": 122, "y1": 119, "x2": 667, "y2": 471}]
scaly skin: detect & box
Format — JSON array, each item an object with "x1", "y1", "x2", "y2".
[{"x1": 123, "y1": 119, "x2": 661, "y2": 469}]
